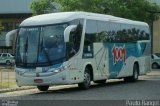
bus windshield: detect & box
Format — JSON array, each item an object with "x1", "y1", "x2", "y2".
[{"x1": 16, "y1": 24, "x2": 67, "y2": 67}]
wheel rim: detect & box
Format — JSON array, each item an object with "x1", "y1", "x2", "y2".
[
  {"x1": 134, "y1": 69, "x2": 138, "y2": 80},
  {"x1": 153, "y1": 64, "x2": 158, "y2": 69},
  {"x1": 6, "y1": 61, "x2": 10, "y2": 65},
  {"x1": 84, "y1": 72, "x2": 90, "y2": 86}
]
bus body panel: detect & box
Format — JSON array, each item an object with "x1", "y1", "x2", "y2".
[
  {"x1": 15, "y1": 12, "x2": 151, "y2": 87},
  {"x1": 104, "y1": 42, "x2": 150, "y2": 79}
]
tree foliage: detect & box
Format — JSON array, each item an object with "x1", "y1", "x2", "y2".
[
  {"x1": 30, "y1": 0, "x2": 60, "y2": 15},
  {"x1": 58, "y1": 0, "x2": 160, "y2": 23},
  {"x1": 30, "y1": 0, "x2": 160, "y2": 23}
]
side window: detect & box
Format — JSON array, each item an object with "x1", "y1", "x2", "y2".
[
  {"x1": 97, "y1": 21, "x2": 109, "y2": 42},
  {"x1": 67, "y1": 19, "x2": 83, "y2": 58},
  {"x1": 140, "y1": 26, "x2": 150, "y2": 40},
  {"x1": 2, "y1": 54, "x2": 7, "y2": 57},
  {"x1": 83, "y1": 20, "x2": 97, "y2": 58},
  {"x1": 109, "y1": 22, "x2": 121, "y2": 42},
  {"x1": 120, "y1": 24, "x2": 131, "y2": 42},
  {"x1": 72, "y1": 24, "x2": 83, "y2": 52}
]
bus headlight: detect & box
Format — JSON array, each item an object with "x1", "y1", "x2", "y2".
[
  {"x1": 49, "y1": 67, "x2": 65, "y2": 73},
  {"x1": 54, "y1": 70, "x2": 60, "y2": 73}
]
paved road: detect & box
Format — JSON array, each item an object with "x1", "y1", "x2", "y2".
[
  {"x1": 0, "y1": 70, "x2": 160, "y2": 100},
  {"x1": 0, "y1": 70, "x2": 160, "y2": 106}
]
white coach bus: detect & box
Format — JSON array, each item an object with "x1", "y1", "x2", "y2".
[{"x1": 13, "y1": 12, "x2": 151, "y2": 91}]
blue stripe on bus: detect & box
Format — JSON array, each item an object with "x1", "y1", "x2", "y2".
[{"x1": 103, "y1": 42, "x2": 147, "y2": 78}]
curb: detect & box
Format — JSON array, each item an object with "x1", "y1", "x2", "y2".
[
  {"x1": 0, "y1": 85, "x2": 78, "y2": 93},
  {"x1": 0, "y1": 87, "x2": 36, "y2": 93}
]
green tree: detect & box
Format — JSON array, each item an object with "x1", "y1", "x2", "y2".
[
  {"x1": 0, "y1": 25, "x2": 4, "y2": 35},
  {"x1": 106, "y1": 0, "x2": 160, "y2": 23},
  {"x1": 58, "y1": 0, "x2": 103, "y2": 13},
  {"x1": 30, "y1": 0, "x2": 61, "y2": 15},
  {"x1": 30, "y1": 0, "x2": 160, "y2": 23},
  {"x1": 59, "y1": 0, "x2": 160, "y2": 23}
]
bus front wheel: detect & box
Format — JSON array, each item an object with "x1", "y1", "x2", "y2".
[
  {"x1": 94, "y1": 80, "x2": 106, "y2": 84},
  {"x1": 37, "y1": 85, "x2": 49, "y2": 91},
  {"x1": 78, "y1": 68, "x2": 91, "y2": 90}
]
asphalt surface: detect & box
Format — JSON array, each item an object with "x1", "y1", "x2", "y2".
[{"x1": 0, "y1": 70, "x2": 160, "y2": 106}]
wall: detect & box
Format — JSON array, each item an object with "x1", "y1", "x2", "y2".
[{"x1": 153, "y1": 19, "x2": 160, "y2": 53}]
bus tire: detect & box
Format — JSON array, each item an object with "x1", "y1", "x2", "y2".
[
  {"x1": 6, "y1": 60, "x2": 11, "y2": 65},
  {"x1": 78, "y1": 68, "x2": 91, "y2": 90},
  {"x1": 124, "y1": 63, "x2": 139, "y2": 82},
  {"x1": 37, "y1": 85, "x2": 49, "y2": 91},
  {"x1": 94, "y1": 80, "x2": 106, "y2": 84},
  {"x1": 152, "y1": 63, "x2": 159, "y2": 69}
]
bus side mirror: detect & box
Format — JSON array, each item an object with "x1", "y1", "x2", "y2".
[
  {"x1": 6, "y1": 29, "x2": 18, "y2": 46},
  {"x1": 64, "y1": 25, "x2": 77, "y2": 43}
]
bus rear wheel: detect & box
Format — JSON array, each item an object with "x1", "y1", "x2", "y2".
[
  {"x1": 78, "y1": 68, "x2": 91, "y2": 90},
  {"x1": 37, "y1": 85, "x2": 49, "y2": 91},
  {"x1": 152, "y1": 63, "x2": 159, "y2": 69},
  {"x1": 124, "y1": 64, "x2": 139, "y2": 82}
]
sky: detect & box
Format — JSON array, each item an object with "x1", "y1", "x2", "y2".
[
  {"x1": 149, "y1": 0, "x2": 160, "y2": 4},
  {"x1": 0, "y1": 0, "x2": 32, "y2": 14}
]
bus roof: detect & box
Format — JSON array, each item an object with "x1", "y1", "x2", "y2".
[{"x1": 20, "y1": 12, "x2": 149, "y2": 27}]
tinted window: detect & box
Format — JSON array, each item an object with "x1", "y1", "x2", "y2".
[
  {"x1": 155, "y1": 53, "x2": 160, "y2": 58},
  {"x1": 83, "y1": 20, "x2": 97, "y2": 58},
  {"x1": 85, "y1": 20, "x2": 97, "y2": 42},
  {"x1": 66, "y1": 19, "x2": 84, "y2": 58},
  {"x1": 70, "y1": 19, "x2": 83, "y2": 52},
  {"x1": 97, "y1": 21, "x2": 109, "y2": 42},
  {"x1": 2, "y1": 54, "x2": 7, "y2": 57},
  {"x1": 109, "y1": 24, "x2": 150, "y2": 43}
]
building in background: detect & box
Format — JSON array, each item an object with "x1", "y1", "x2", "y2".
[
  {"x1": 153, "y1": 19, "x2": 160, "y2": 53},
  {"x1": 0, "y1": 0, "x2": 32, "y2": 53},
  {"x1": 148, "y1": 0, "x2": 160, "y2": 53}
]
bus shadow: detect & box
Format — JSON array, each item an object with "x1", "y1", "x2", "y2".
[{"x1": 31, "y1": 79, "x2": 146, "y2": 95}]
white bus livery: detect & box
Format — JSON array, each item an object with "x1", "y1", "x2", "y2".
[{"x1": 14, "y1": 12, "x2": 151, "y2": 91}]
